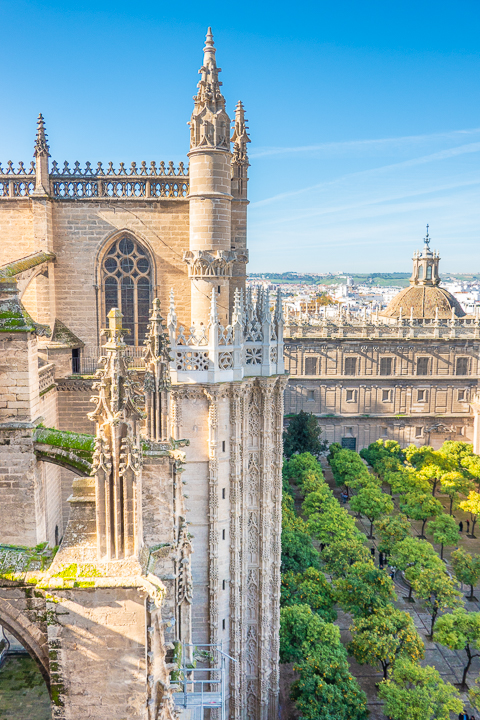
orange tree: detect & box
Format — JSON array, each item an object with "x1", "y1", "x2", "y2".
[
  {"x1": 434, "y1": 608, "x2": 480, "y2": 688},
  {"x1": 348, "y1": 605, "x2": 424, "y2": 679},
  {"x1": 280, "y1": 604, "x2": 368, "y2": 720},
  {"x1": 451, "y1": 548, "x2": 480, "y2": 601},
  {"x1": 280, "y1": 567, "x2": 337, "y2": 623},
  {"x1": 378, "y1": 657, "x2": 463, "y2": 720},
  {"x1": 334, "y1": 561, "x2": 396, "y2": 617}
]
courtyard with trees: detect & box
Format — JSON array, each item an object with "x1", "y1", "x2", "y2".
[{"x1": 281, "y1": 415, "x2": 480, "y2": 719}]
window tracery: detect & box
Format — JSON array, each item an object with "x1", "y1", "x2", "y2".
[{"x1": 101, "y1": 237, "x2": 152, "y2": 345}]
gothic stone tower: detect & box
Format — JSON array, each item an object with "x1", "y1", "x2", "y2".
[
  {"x1": 173, "y1": 29, "x2": 286, "y2": 720},
  {"x1": 0, "y1": 28, "x2": 286, "y2": 720}
]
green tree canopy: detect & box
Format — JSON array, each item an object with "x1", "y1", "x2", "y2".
[
  {"x1": 349, "y1": 485, "x2": 394, "y2": 538},
  {"x1": 360, "y1": 439, "x2": 405, "y2": 470},
  {"x1": 281, "y1": 523, "x2": 321, "y2": 575},
  {"x1": 385, "y1": 467, "x2": 426, "y2": 495},
  {"x1": 440, "y1": 471, "x2": 473, "y2": 515},
  {"x1": 426, "y1": 513, "x2": 460, "y2": 561},
  {"x1": 459, "y1": 490, "x2": 480, "y2": 537},
  {"x1": 334, "y1": 561, "x2": 396, "y2": 617},
  {"x1": 326, "y1": 442, "x2": 343, "y2": 463},
  {"x1": 439, "y1": 440, "x2": 474, "y2": 465},
  {"x1": 282, "y1": 492, "x2": 321, "y2": 572},
  {"x1": 411, "y1": 566, "x2": 463, "y2": 637},
  {"x1": 461, "y1": 454, "x2": 480, "y2": 491},
  {"x1": 280, "y1": 568, "x2": 337, "y2": 622},
  {"x1": 290, "y1": 634, "x2": 369, "y2": 720},
  {"x1": 390, "y1": 536, "x2": 443, "y2": 602},
  {"x1": 329, "y1": 448, "x2": 373, "y2": 491},
  {"x1": 348, "y1": 605, "x2": 424, "y2": 679},
  {"x1": 451, "y1": 547, "x2": 480, "y2": 600},
  {"x1": 399, "y1": 491, "x2": 444, "y2": 538},
  {"x1": 291, "y1": 653, "x2": 369, "y2": 720},
  {"x1": 320, "y1": 538, "x2": 371, "y2": 578},
  {"x1": 374, "y1": 513, "x2": 411, "y2": 554},
  {"x1": 283, "y1": 452, "x2": 323, "y2": 487},
  {"x1": 301, "y1": 486, "x2": 336, "y2": 518},
  {"x1": 434, "y1": 608, "x2": 480, "y2": 687},
  {"x1": 469, "y1": 675, "x2": 480, "y2": 712},
  {"x1": 279, "y1": 603, "x2": 337, "y2": 664},
  {"x1": 377, "y1": 657, "x2": 463, "y2": 720},
  {"x1": 283, "y1": 412, "x2": 327, "y2": 458},
  {"x1": 306, "y1": 503, "x2": 360, "y2": 546},
  {"x1": 405, "y1": 445, "x2": 454, "y2": 496}
]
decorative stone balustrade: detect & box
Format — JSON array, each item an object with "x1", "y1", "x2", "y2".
[
  {"x1": 168, "y1": 286, "x2": 284, "y2": 383},
  {"x1": 285, "y1": 307, "x2": 480, "y2": 340},
  {"x1": 38, "y1": 363, "x2": 55, "y2": 395},
  {"x1": 0, "y1": 160, "x2": 189, "y2": 200}
]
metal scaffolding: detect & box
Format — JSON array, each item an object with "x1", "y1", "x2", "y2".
[{"x1": 173, "y1": 642, "x2": 235, "y2": 720}]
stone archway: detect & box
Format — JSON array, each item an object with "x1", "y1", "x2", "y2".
[
  {"x1": 34, "y1": 444, "x2": 92, "y2": 476},
  {"x1": 0, "y1": 596, "x2": 50, "y2": 690}
]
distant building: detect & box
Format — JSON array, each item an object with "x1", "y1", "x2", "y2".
[{"x1": 285, "y1": 230, "x2": 480, "y2": 452}]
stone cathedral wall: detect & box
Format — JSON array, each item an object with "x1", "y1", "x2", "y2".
[
  {"x1": 172, "y1": 375, "x2": 285, "y2": 720},
  {"x1": 0, "y1": 198, "x2": 192, "y2": 346}
]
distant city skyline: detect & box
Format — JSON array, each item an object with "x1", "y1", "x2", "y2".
[{"x1": 1, "y1": 0, "x2": 479, "y2": 273}]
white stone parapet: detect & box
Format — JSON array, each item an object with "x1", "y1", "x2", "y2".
[{"x1": 168, "y1": 287, "x2": 284, "y2": 383}]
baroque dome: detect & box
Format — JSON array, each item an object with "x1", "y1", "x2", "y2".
[
  {"x1": 380, "y1": 283, "x2": 466, "y2": 320},
  {"x1": 380, "y1": 228, "x2": 466, "y2": 322}
]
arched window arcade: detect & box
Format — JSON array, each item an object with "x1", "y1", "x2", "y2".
[{"x1": 101, "y1": 237, "x2": 152, "y2": 345}]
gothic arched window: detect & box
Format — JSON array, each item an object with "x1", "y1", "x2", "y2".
[{"x1": 102, "y1": 237, "x2": 152, "y2": 345}]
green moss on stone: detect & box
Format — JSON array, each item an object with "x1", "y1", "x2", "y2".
[{"x1": 35, "y1": 427, "x2": 95, "y2": 455}]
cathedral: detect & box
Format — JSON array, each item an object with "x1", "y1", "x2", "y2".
[
  {"x1": 285, "y1": 229, "x2": 480, "y2": 452},
  {"x1": 0, "y1": 29, "x2": 286, "y2": 720}
]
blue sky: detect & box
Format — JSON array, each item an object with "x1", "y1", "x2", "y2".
[{"x1": 1, "y1": 0, "x2": 479, "y2": 273}]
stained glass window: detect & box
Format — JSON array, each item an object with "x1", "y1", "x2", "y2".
[{"x1": 102, "y1": 237, "x2": 152, "y2": 345}]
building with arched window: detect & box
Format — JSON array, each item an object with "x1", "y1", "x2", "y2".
[{"x1": 0, "y1": 29, "x2": 285, "y2": 720}]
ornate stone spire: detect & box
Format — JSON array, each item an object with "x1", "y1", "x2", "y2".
[
  {"x1": 88, "y1": 308, "x2": 145, "y2": 560},
  {"x1": 231, "y1": 101, "x2": 250, "y2": 167},
  {"x1": 189, "y1": 28, "x2": 230, "y2": 150},
  {"x1": 34, "y1": 114, "x2": 50, "y2": 158},
  {"x1": 143, "y1": 298, "x2": 172, "y2": 442},
  {"x1": 32, "y1": 113, "x2": 50, "y2": 196}
]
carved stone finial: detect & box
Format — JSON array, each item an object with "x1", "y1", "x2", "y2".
[
  {"x1": 34, "y1": 113, "x2": 50, "y2": 158},
  {"x1": 210, "y1": 287, "x2": 218, "y2": 325},
  {"x1": 144, "y1": 299, "x2": 172, "y2": 441},
  {"x1": 32, "y1": 113, "x2": 51, "y2": 196},
  {"x1": 275, "y1": 289, "x2": 283, "y2": 322},
  {"x1": 232, "y1": 287, "x2": 243, "y2": 325},
  {"x1": 231, "y1": 100, "x2": 251, "y2": 168},
  {"x1": 189, "y1": 28, "x2": 230, "y2": 151},
  {"x1": 167, "y1": 289, "x2": 177, "y2": 330}
]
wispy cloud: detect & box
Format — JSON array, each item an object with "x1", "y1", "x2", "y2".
[
  {"x1": 250, "y1": 128, "x2": 480, "y2": 159},
  {"x1": 251, "y1": 178, "x2": 480, "y2": 227},
  {"x1": 250, "y1": 143, "x2": 480, "y2": 208}
]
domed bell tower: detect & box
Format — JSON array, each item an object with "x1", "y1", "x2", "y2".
[{"x1": 410, "y1": 225, "x2": 441, "y2": 286}]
